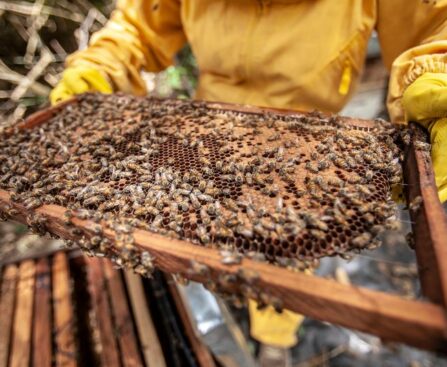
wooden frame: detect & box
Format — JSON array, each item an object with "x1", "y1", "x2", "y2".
[
  {"x1": 403, "y1": 123, "x2": 447, "y2": 308},
  {"x1": 1, "y1": 99, "x2": 446, "y2": 353}
]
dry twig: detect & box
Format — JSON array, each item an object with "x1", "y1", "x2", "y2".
[
  {"x1": 11, "y1": 49, "x2": 54, "y2": 101},
  {"x1": 0, "y1": 1, "x2": 84, "y2": 22}
]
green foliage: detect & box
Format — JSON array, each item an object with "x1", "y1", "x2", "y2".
[{"x1": 163, "y1": 44, "x2": 198, "y2": 99}]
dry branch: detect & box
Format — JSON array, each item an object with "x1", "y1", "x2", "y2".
[
  {"x1": 0, "y1": 1, "x2": 84, "y2": 22},
  {"x1": 0, "y1": 60, "x2": 50, "y2": 96},
  {"x1": 10, "y1": 50, "x2": 54, "y2": 101}
]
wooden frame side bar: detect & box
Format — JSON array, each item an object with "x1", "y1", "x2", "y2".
[
  {"x1": 84, "y1": 257, "x2": 121, "y2": 367},
  {"x1": 404, "y1": 123, "x2": 447, "y2": 307},
  {"x1": 10, "y1": 260, "x2": 35, "y2": 367},
  {"x1": 102, "y1": 260, "x2": 144, "y2": 367},
  {"x1": 33, "y1": 258, "x2": 52, "y2": 367},
  {"x1": 52, "y1": 252, "x2": 77, "y2": 367},
  {"x1": 165, "y1": 275, "x2": 217, "y2": 367},
  {"x1": 0, "y1": 264, "x2": 18, "y2": 367},
  {"x1": 123, "y1": 270, "x2": 167, "y2": 367}
]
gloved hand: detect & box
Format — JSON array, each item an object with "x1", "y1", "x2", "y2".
[
  {"x1": 50, "y1": 66, "x2": 113, "y2": 105},
  {"x1": 402, "y1": 72, "x2": 447, "y2": 203},
  {"x1": 248, "y1": 299, "x2": 304, "y2": 348}
]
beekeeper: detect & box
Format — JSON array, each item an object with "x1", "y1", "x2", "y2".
[{"x1": 50, "y1": 0, "x2": 447, "y2": 350}]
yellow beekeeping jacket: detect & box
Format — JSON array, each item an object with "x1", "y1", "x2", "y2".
[{"x1": 66, "y1": 0, "x2": 447, "y2": 124}]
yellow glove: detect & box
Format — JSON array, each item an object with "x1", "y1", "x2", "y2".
[
  {"x1": 248, "y1": 300, "x2": 304, "y2": 348},
  {"x1": 403, "y1": 73, "x2": 447, "y2": 203},
  {"x1": 50, "y1": 66, "x2": 113, "y2": 105}
]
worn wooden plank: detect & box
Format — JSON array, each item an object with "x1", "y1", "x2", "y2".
[
  {"x1": 166, "y1": 276, "x2": 216, "y2": 367},
  {"x1": 53, "y1": 251, "x2": 77, "y2": 367},
  {"x1": 102, "y1": 260, "x2": 144, "y2": 367},
  {"x1": 85, "y1": 257, "x2": 120, "y2": 367},
  {"x1": 404, "y1": 123, "x2": 447, "y2": 307},
  {"x1": 33, "y1": 258, "x2": 52, "y2": 367},
  {"x1": 124, "y1": 270, "x2": 167, "y2": 367},
  {"x1": 0, "y1": 264, "x2": 18, "y2": 367},
  {"x1": 10, "y1": 260, "x2": 35, "y2": 367}
]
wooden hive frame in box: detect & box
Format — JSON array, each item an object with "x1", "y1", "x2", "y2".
[
  {"x1": 0, "y1": 249, "x2": 216, "y2": 367},
  {"x1": 0, "y1": 98, "x2": 446, "y2": 353}
]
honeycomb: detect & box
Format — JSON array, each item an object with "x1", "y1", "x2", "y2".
[{"x1": 0, "y1": 93, "x2": 402, "y2": 266}]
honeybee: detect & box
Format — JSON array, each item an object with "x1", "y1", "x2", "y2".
[
  {"x1": 351, "y1": 232, "x2": 372, "y2": 248},
  {"x1": 236, "y1": 225, "x2": 253, "y2": 239},
  {"x1": 364, "y1": 170, "x2": 374, "y2": 181},
  {"x1": 246, "y1": 251, "x2": 267, "y2": 262},
  {"x1": 275, "y1": 197, "x2": 283, "y2": 213},
  {"x1": 196, "y1": 225, "x2": 210, "y2": 244},
  {"x1": 218, "y1": 273, "x2": 238, "y2": 288},
  {"x1": 237, "y1": 268, "x2": 259, "y2": 285},
  {"x1": 389, "y1": 175, "x2": 401, "y2": 184},
  {"x1": 26, "y1": 213, "x2": 48, "y2": 235},
  {"x1": 225, "y1": 214, "x2": 240, "y2": 228},
  {"x1": 363, "y1": 212, "x2": 375, "y2": 224},
  {"x1": 316, "y1": 143, "x2": 328, "y2": 153},
  {"x1": 305, "y1": 161, "x2": 319, "y2": 173},
  {"x1": 409, "y1": 195, "x2": 423, "y2": 212},
  {"x1": 267, "y1": 132, "x2": 280, "y2": 142},
  {"x1": 222, "y1": 188, "x2": 231, "y2": 196},
  {"x1": 385, "y1": 219, "x2": 402, "y2": 231},
  {"x1": 337, "y1": 140, "x2": 347, "y2": 150},
  {"x1": 63, "y1": 210, "x2": 74, "y2": 225},
  {"x1": 84, "y1": 195, "x2": 105, "y2": 207},
  {"x1": 220, "y1": 250, "x2": 242, "y2": 265},
  {"x1": 189, "y1": 193, "x2": 201, "y2": 210},
  {"x1": 216, "y1": 226, "x2": 233, "y2": 239},
  {"x1": 198, "y1": 193, "x2": 214, "y2": 203},
  {"x1": 189, "y1": 260, "x2": 209, "y2": 276},
  {"x1": 253, "y1": 223, "x2": 267, "y2": 237},
  {"x1": 317, "y1": 160, "x2": 330, "y2": 170},
  {"x1": 356, "y1": 185, "x2": 372, "y2": 196},
  {"x1": 245, "y1": 173, "x2": 254, "y2": 185},
  {"x1": 334, "y1": 158, "x2": 348, "y2": 169},
  {"x1": 276, "y1": 146, "x2": 285, "y2": 161},
  {"x1": 198, "y1": 180, "x2": 207, "y2": 191},
  {"x1": 151, "y1": 215, "x2": 163, "y2": 229},
  {"x1": 414, "y1": 141, "x2": 431, "y2": 151},
  {"x1": 218, "y1": 146, "x2": 232, "y2": 154},
  {"x1": 24, "y1": 198, "x2": 42, "y2": 210},
  {"x1": 302, "y1": 212, "x2": 329, "y2": 231},
  {"x1": 327, "y1": 176, "x2": 343, "y2": 187},
  {"x1": 200, "y1": 207, "x2": 211, "y2": 225},
  {"x1": 260, "y1": 218, "x2": 275, "y2": 231}
]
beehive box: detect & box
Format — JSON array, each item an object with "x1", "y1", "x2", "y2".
[
  {"x1": 0, "y1": 250, "x2": 215, "y2": 367},
  {"x1": 0, "y1": 93, "x2": 446, "y2": 352}
]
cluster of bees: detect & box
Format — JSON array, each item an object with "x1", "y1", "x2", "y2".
[{"x1": 0, "y1": 93, "x2": 404, "y2": 280}]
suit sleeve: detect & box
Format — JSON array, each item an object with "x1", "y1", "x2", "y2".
[
  {"x1": 377, "y1": 0, "x2": 447, "y2": 123},
  {"x1": 65, "y1": 0, "x2": 186, "y2": 95}
]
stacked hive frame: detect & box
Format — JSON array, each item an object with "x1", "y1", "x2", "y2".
[{"x1": 0, "y1": 250, "x2": 216, "y2": 367}]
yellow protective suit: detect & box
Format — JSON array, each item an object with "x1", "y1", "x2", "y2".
[
  {"x1": 59, "y1": 0, "x2": 447, "y2": 348},
  {"x1": 64, "y1": 0, "x2": 447, "y2": 124}
]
